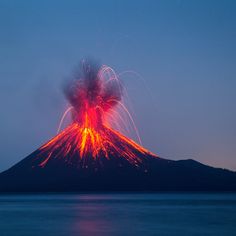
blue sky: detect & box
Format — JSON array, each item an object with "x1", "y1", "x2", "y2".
[{"x1": 0, "y1": 0, "x2": 235, "y2": 171}]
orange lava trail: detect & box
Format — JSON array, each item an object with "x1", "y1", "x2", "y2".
[{"x1": 36, "y1": 122, "x2": 155, "y2": 168}]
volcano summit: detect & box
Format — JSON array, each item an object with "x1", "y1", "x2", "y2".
[{"x1": 0, "y1": 61, "x2": 236, "y2": 192}]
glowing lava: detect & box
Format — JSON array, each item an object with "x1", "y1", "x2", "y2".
[
  {"x1": 36, "y1": 123, "x2": 153, "y2": 168},
  {"x1": 34, "y1": 60, "x2": 157, "y2": 169}
]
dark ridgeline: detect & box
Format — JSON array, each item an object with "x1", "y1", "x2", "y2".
[{"x1": 0, "y1": 145, "x2": 236, "y2": 192}]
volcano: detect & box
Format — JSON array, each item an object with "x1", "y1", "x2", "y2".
[
  {"x1": 0, "y1": 126, "x2": 236, "y2": 192},
  {"x1": 1, "y1": 60, "x2": 236, "y2": 192}
]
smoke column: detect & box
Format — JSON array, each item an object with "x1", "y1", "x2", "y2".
[{"x1": 63, "y1": 59, "x2": 123, "y2": 129}]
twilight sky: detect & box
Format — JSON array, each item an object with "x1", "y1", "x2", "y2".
[{"x1": 0, "y1": 0, "x2": 235, "y2": 171}]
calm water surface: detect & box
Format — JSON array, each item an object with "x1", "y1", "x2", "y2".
[{"x1": 0, "y1": 193, "x2": 236, "y2": 236}]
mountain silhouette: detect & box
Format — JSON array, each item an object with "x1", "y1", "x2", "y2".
[{"x1": 0, "y1": 124, "x2": 236, "y2": 192}]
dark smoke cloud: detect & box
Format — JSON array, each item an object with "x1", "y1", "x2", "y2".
[{"x1": 63, "y1": 59, "x2": 123, "y2": 124}]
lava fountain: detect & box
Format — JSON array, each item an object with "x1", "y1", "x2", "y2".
[{"x1": 34, "y1": 60, "x2": 156, "y2": 170}]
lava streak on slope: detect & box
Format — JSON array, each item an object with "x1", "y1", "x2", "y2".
[
  {"x1": 35, "y1": 123, "x2": 154, "y2": 169},
  {"x1": 33, "y1": 60, "x2": 157, "y2": 169}
]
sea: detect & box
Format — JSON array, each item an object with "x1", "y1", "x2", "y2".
[{"x1": 0, "y1": 193, "x2": 236, "y2": 236}]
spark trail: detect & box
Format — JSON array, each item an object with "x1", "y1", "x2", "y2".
[{"x1": 34, "y1": 60, "x2": 157, "y2": 169}]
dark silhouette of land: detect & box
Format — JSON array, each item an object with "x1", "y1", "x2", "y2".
[{"x1": 0, "y1": 148, "x2": 236, "y2": 192}]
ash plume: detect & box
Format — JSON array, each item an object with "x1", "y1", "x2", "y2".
[{"x1": 63, "y1": 59, "x2": 123, "y2": 127}]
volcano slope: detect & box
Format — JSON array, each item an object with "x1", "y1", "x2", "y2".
[{"x1": 0, "y1": 124, "x2": 236, "y2": 192}]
